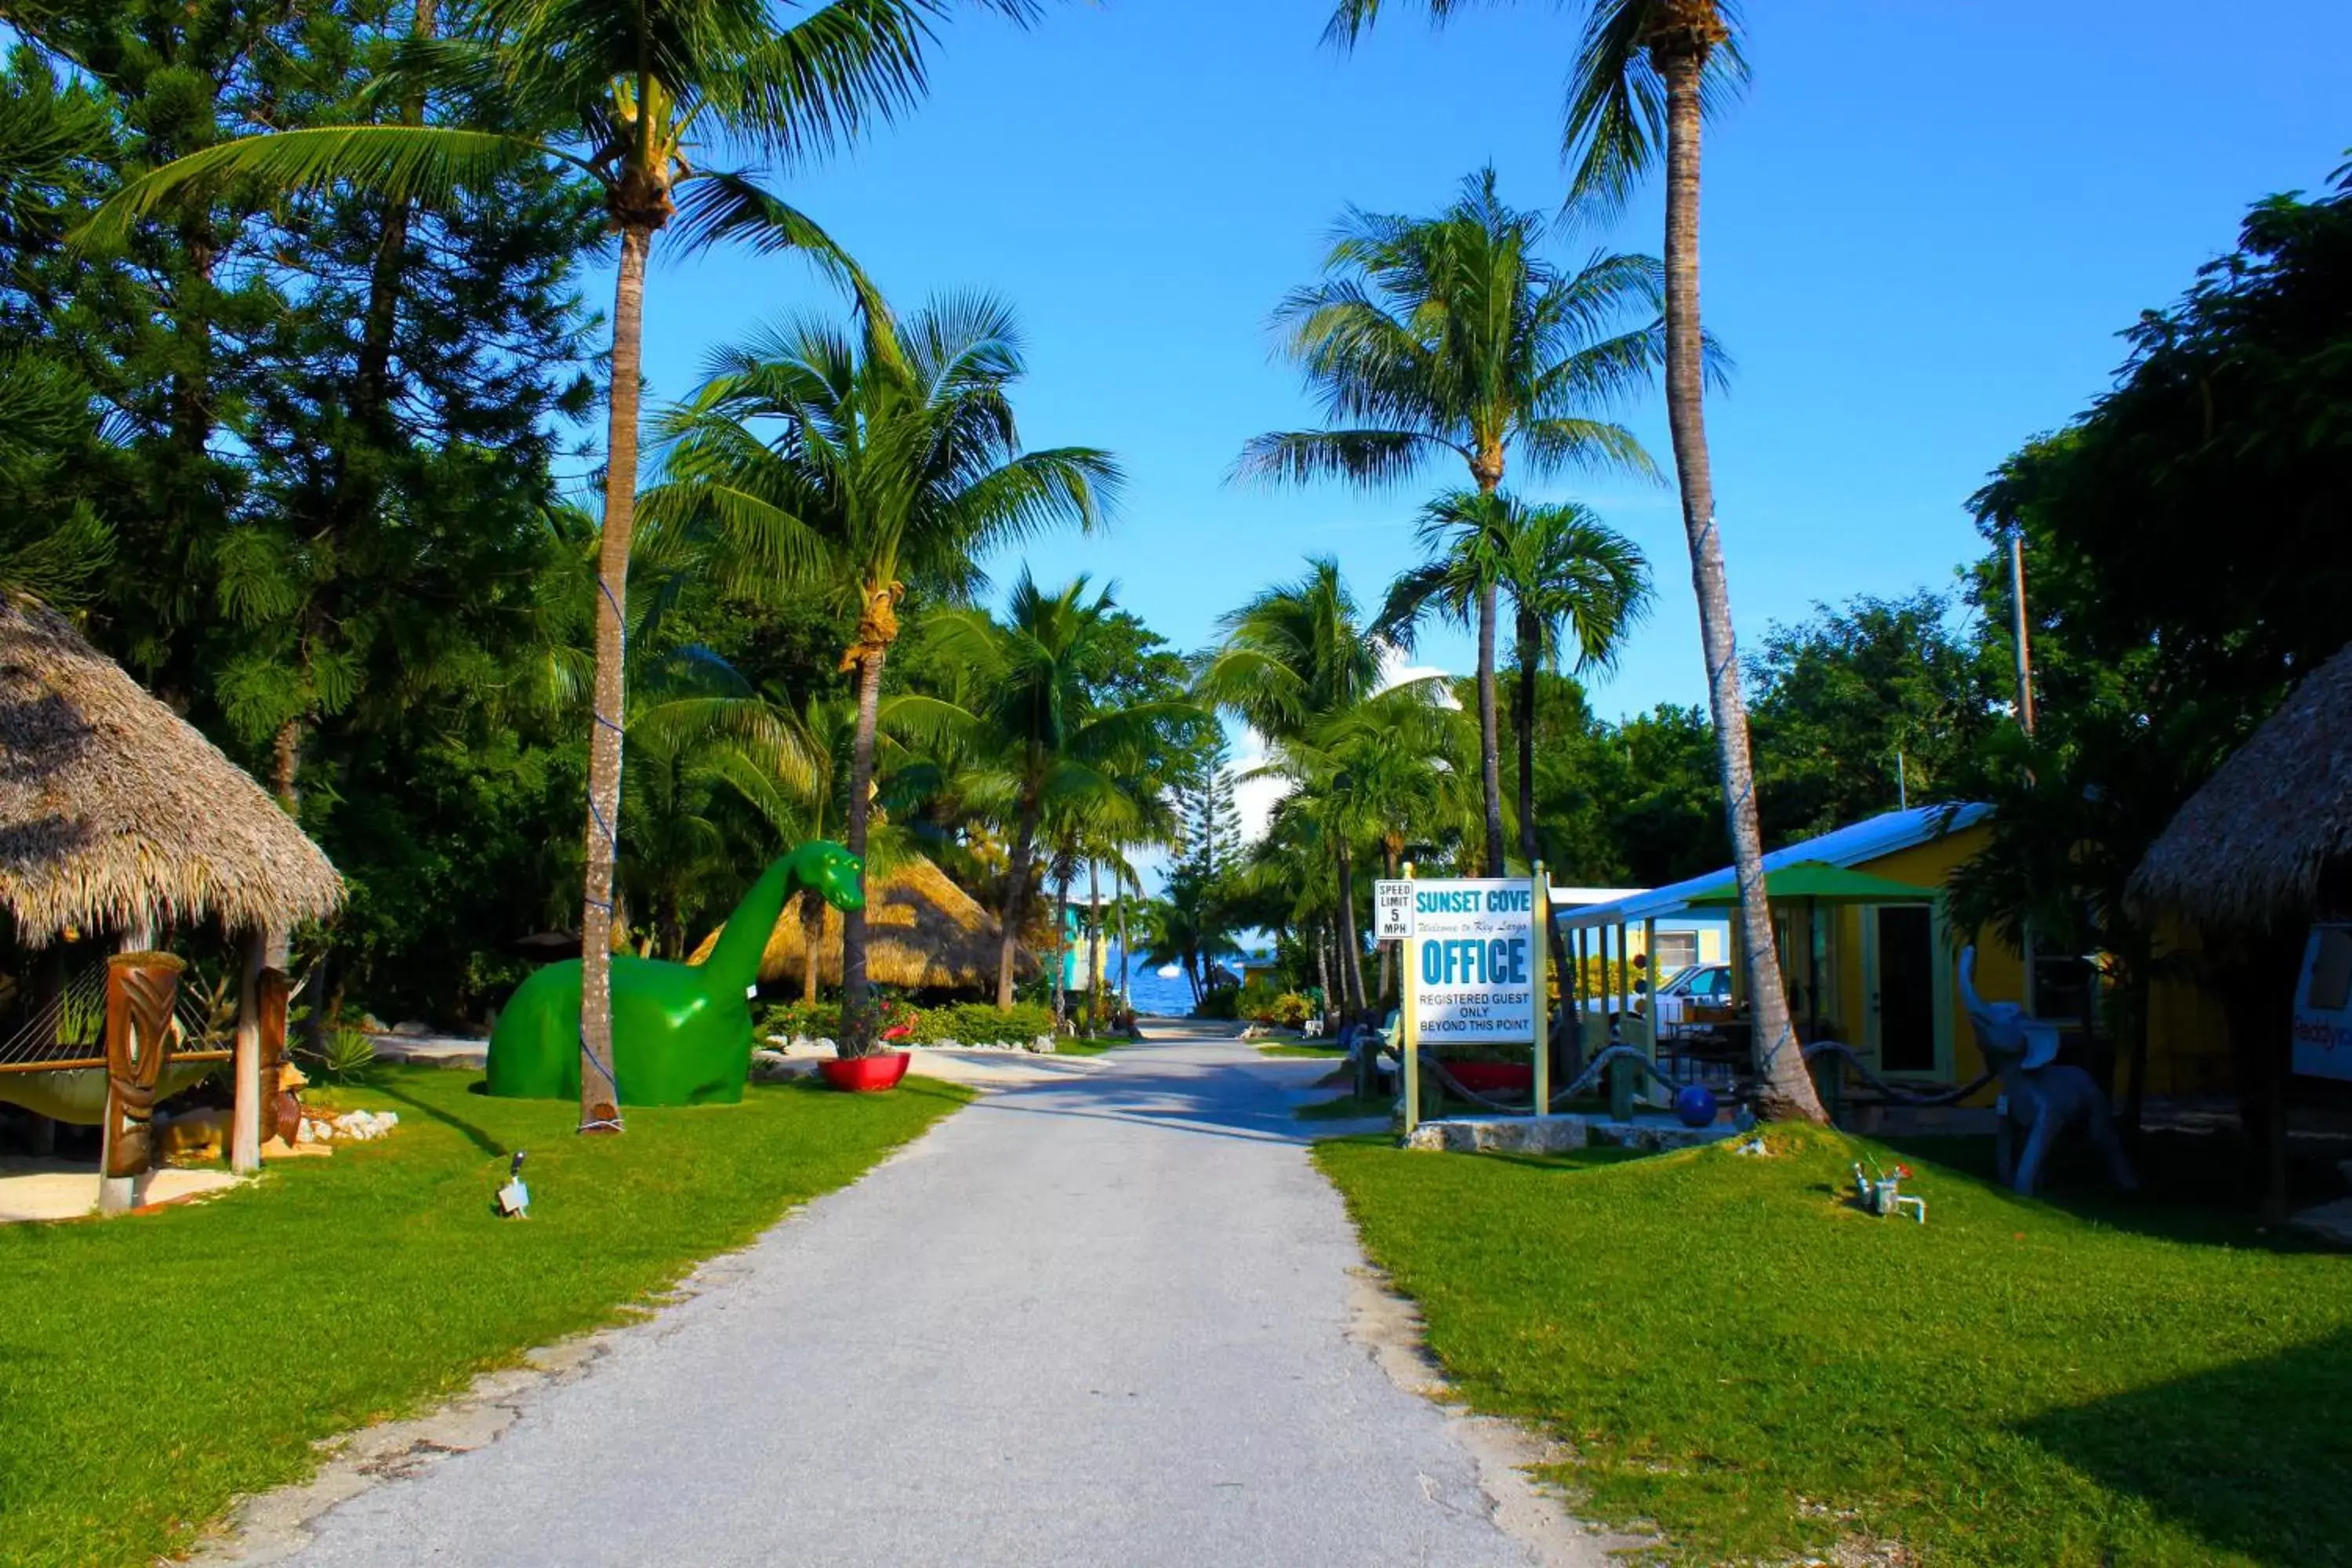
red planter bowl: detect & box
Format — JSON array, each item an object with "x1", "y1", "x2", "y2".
[
  {"x1": 818, "y1": 1051, "x2": 911, "y2": 1093},
  {"x1": 1441, "y1": 1061, "x2": 1534, "y2": 1093}
]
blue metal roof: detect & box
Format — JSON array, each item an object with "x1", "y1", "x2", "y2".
[{"x1": 1554, "y1": 802, "x2": 1991, "y2": 930}]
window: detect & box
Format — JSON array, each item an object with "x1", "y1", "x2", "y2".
[{"x1": 1652, "y1": 931, "x2": 1699, "y2": 971}]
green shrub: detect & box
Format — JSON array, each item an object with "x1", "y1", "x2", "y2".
[
  {"x1": 759, "y1": 1000, "x2": 839, "y2": 1041},
  {"x1": 1195, "y1": 986, "x2": 1240, "y2": 1020},
  {"x1": 1236, "y1": 978, "x2": 1316, "y2": 1029},
  {"x1": 912, "y1": 1000, "x2": 1055, "y2": 1047},
  {"x1": 298, "y1": 1025, "x2": 379, "y2": 1084}
]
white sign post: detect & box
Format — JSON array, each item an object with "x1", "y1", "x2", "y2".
[{"x1": 1399, "y1": 869, "x2": 1548, "y2": 1137}]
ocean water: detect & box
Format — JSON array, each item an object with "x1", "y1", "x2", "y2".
[
  {"x1": 1069, "y1": 946, "x2": 1204, "y2": 1017},
  {"x1": 1092, "y1": 945, "x2": 1274, "y2": 1017},
  {"x1": 1105, "y1": 946, "x2": 1196, "y2": 1017}
]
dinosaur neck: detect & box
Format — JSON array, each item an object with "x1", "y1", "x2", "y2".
[{"x1": 700, "y1": 855, "x2": 802, "y2": 997}]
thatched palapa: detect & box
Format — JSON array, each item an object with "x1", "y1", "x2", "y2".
[
  {"x1": 2129, "y1": 641, "x2": 2352, "y2": 933},
  {"x1": 0, "y1": 597, "x2": 344, "y2": 943},
  {"x1": 688, "y1": 854, "x2": 1031, "y2": 991}
]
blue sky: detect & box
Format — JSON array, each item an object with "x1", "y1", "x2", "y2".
[{"x1": 620, "y1": 0, "x2": 2348, "y2": 732}]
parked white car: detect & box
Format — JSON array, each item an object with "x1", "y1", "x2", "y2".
[{"x1": 1581, "y1": 962, "x2": 1733, "y2": 1040}]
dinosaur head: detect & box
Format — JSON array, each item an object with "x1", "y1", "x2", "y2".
[{"x1": 795, "y1": 840, "x2": 866, "y2": 913}]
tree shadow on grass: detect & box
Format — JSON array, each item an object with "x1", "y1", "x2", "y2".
[
  {"x1": 1883, "y1": 1130, "x2": 2346, "y2": 1255},
  {"x1": 372, "y1": 1079, "x2": 508, "y2": 1160},
  {"x1": 2015, "y1": 1327, "x2": 2352, "y2": 1567}
]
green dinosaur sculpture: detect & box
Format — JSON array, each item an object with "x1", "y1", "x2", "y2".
[{"x1": 485, "y1": 840, "x2": 864, "y2": 1106}]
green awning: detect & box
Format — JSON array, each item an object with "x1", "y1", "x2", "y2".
[{"x1": 1684, "y1": 859, "x2": 1935, "y2": 906}]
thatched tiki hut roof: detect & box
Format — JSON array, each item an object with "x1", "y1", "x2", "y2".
[
  {"x1": 0, "y1": 597, "x2": 344, "y2": 943},
  {"x1": 2129, "y1": 641, "x2": 2352, "y2": 933},
  {"x1": 688, "y1": 854, "x2": 1032, "y2": 992}
]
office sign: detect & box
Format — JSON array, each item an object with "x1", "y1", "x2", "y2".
[
  {"x1": 1408, "y1": 878, "x2": 1538, "y2": 1044},
  {"x1": 1372, "y1": 879, "x2": 1415, "y2": 942}
]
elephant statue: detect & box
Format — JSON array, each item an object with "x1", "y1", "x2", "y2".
[{"x1": 1958, "y1": 947, "x2": 2137, "y2": 1197}]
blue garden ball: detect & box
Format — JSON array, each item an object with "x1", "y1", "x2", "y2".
[{"x1": 1673, "y1": 1084, "x2": 1719, "y2": 1129}]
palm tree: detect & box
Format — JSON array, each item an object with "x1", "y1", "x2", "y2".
[
  {"x1": 1047, "y1": 789, "x2": 1170, "y2": 1035},
  {"x1": 82, "y1": 0, "x2": 1040, "y2": 1128},
  {"x1": 1239, "y1": 169, "x2": 1668, "y2": 874},
  {"x1": 1558, "y1": 1, "x2": 1824, "y2": 1122},
  {"x1": 1381, "y1": 492, "x2": 1650, "y2": 869},
  {"x1": 916, "y1": 574, "x2": 1193, "y2": 1010},
  {"x1": 1198, "y1": 558, "x2": 1387, "y2": 1016},
  {"x1": 1323, "y1": 2, "x2": 1823, "y2": 1123},
  {"x1": 653, "y1": 298, "x2": 1119, "y2": 1047},
  {"x1": 1140, "y1": 866, "x2": 1241, "y2": 1009},
  {"x1": 1251, "y1": 681, "x2": 1472, "y2": 1021},
  {"x1": 699, "y1": 689, "x2": 935, "y2": 1004},
  {"x1": 1503, "y1": 503, "x2": 1648, "y2": 862}
]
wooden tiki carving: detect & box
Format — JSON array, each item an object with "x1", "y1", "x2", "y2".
[
  {"x1": 103, "y1": 953, "x2": 185, "y2": 1180},
  {"x1": 256, "y1": 967, "x2": 292, "y2": 1145}
]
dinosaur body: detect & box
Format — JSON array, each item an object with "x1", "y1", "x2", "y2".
[{"x1": 485, "y1": 841, "x2": 863, "y2": 1106}]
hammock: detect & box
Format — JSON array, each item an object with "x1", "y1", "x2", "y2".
[{"x1": 0, "y1": 960, "x2": 235, "y2": 1123}]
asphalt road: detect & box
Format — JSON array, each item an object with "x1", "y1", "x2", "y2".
[{"x1": 285, "y1": 1028, "x2": 1552, "y2": 1566}]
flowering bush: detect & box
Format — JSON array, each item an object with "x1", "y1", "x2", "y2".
[
  {"x1": 1238, "y1": 978, "x2": 1316, "y2": 1029},
  {"x1": 877, "y1": 996, "x2": 923, "y2": 1043}
]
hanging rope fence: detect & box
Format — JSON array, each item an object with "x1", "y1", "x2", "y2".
[{"x1": 1406, "y1": 1037, "x2": 1992, "y2": 1120}]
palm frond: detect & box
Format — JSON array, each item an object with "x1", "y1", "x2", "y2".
[
  {"x1": 716, "y1": 0, "x2": 947, "y2": 166},
  {"x1": 1562, "y1": 0, "x2": 1749, "y2": 212},
  {"x1": 75, "y1": 125, "x2": 568, "y2": 249},
  {"x1": 1232, "y1": 429, "x2": 1451, "y2": 490},
  {"x1": 1515, "y1": 416, "x2": 1657, "y2": 480}
]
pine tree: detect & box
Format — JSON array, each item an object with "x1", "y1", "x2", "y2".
[{"x1": 1172, "y1": 731, "x2": 1242, "y2": 882}]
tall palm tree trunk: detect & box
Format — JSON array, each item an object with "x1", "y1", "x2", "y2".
[
  {"x1": 577, "y1": 221, "x2": 653, "y2": 1133},
  {"x1": 1380, "y1": 837, "x2": 1404, "y2": 1008},
  {"x1": 799, "y1": 887, "x2": 826, "y2": 1004},
  {"x1": 1334, "y1": 841, "x2": 1367, "y2": 1017},
  {"x1": 1315, "y1": 924, "x2": 1336, "y2": 1033},
  {"x1": 1475, "y1": 579, "x2": 1507, "y2": 875},
  {"x1": 1051, "y1": 863, "x2": 1073, "y2": 1027},
  {"x1": 996, "y1": 793, "x2": 1045, "y2": 1009},
  {"x1": 1085, "y1": 858, "x2": 1103, "y2": 1035},
  {"x1": 840, "y1": 641, "x2": 889, "y2": 1056},
  {"x1": 1518, "y1": 625, "x2": 1577, "y2": 1052},
  {"x1": 1656, "y1": 40, "x2": 1824, "y2": 1124},
  {"x1": 1514, "y1": 616, "x2": 1541, "y2": 868},
  {"x1": 1116, "y1": 877, "x2": 1132, "y2": 1008}
]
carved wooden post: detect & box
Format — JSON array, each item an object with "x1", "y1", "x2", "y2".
[
  {"x1": 232, "y1": 929, "x2": 267, "y2": 1172},
  {"x1": 256, "y1": 965, "x2": 292, "y2": 1147},
  {"x1": 100, "y1": 952, "x2": 183, "y2": 1213}
]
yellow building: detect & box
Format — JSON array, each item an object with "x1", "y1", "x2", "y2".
[{"x1": 1557, "y1": 804, "x2": 2234, "y2": 1098}]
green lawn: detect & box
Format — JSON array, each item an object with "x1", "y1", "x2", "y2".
[
  {"x1": 1258, "y1": 1040, "x2": 1349, "y2": 1058},
  {"x1": 1316, "y1": 1126, "x2": 2352, "y2": 1566},
  {"x1": 0, "y1": 1066, "x2": 967, "y2": 1568}
]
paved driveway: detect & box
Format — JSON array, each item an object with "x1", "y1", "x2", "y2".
[{"x1": 278, "y1": 1028, "x2": 1560, "y2": 1566}]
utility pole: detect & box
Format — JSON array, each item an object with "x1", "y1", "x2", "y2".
[{"x1": 2009, "y1": 532, "x2": 2037, "y2": 737}]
